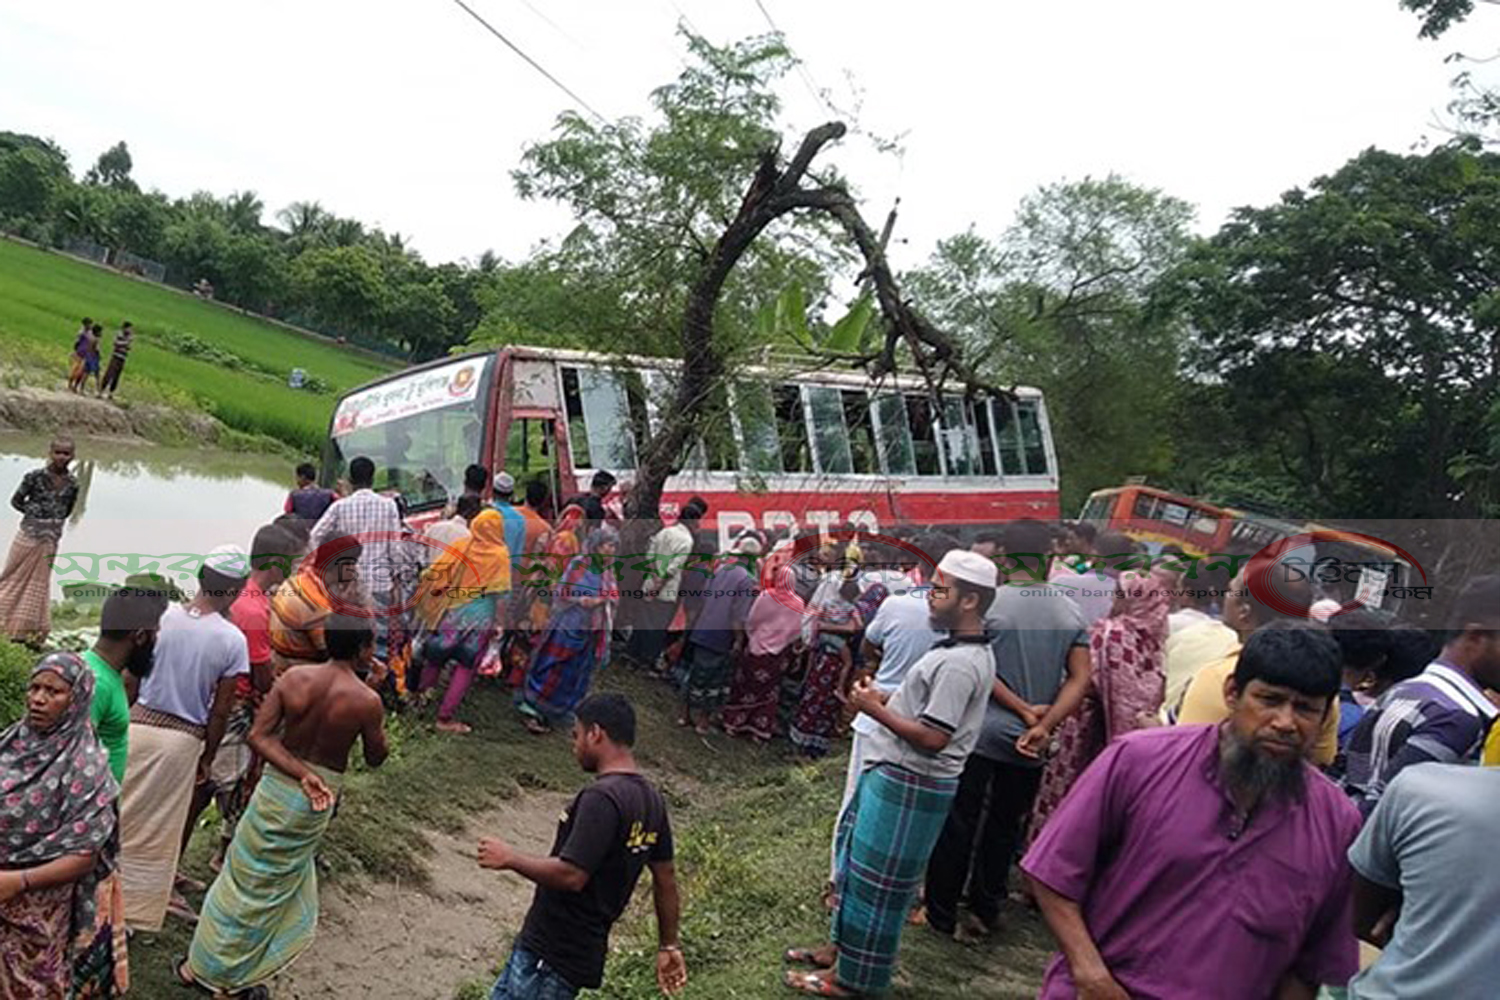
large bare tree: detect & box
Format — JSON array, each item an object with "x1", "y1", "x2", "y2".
[{"x1": 624, "y1": 119, "x2": 1001, "y2": 536}]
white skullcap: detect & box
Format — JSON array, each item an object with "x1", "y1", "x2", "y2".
[
  {"x1": 733, "y1": 535, "x2": 763, "y2": 556},
  {"x1": 204, "y1": 543, "x2": 251, "y2": 581},
  {"x1": 936, "y1": 549, "x2": 998, "y2": 590},
  {"x1": 1309, "y1": 598, "x2": 1342, "y2": 622},
  {"x1": 493, "y1": 472, "x2": 515, "y2": 493}
]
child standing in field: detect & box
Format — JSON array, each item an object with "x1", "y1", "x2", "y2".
[
  {"x1": 85, "y1": 323, "x2": 104, "y2": 394},
  {"x1": 100, "y1": 321, "x2": 133, "y2": 399},
  {"x1": 66, "y1": 317, "x2": 92, "y2": 393}
]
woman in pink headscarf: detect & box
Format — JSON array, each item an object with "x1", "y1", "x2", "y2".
[
  {"x1": 1028, "y1": 567, "x2": 1173, "y2": 842},
  {"x1": 722, "y1": 544, "x2": 804, "y2": 743}
]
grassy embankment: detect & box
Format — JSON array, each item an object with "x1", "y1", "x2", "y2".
[
  {"x1": 0, "y1": 238, "x2": 395, "y2": 451},
  {"x1": 109, "y1": 669, "x2": 1051, "y2": 999}
]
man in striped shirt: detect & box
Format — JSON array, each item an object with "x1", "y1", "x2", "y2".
[
  {"x1": 100, "y1": 320, "x2": 133, "y2": 399},
  {"x1": 1341, "y1": 575, "x2": 1500, "y2": 818},
  {"x1": 309, "y1": 457, "x2": 413, "y2": 662}
]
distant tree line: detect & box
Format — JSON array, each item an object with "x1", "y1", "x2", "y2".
[{"x1": 0, "y1": 132, "x2": 490, "y2": 361}]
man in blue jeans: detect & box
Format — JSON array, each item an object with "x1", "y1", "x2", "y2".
[{"x1": 477, "y1": 694, "x2": 686, "y2": 998}]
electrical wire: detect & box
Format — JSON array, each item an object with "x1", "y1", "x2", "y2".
[
  {"x1": 750, "y1": 0, "x2": 837, "y2": 118},
  {"x1": 447, "y1": 0, "x2": 607, "y2": 123}
]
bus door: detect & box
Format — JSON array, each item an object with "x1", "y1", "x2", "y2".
[{"x1": 503, "y1": 410, "x2": 570, "y2": 520}]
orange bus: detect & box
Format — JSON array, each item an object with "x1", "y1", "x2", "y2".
[{"x1": 1080, "y1": 484, "x2": 1413, "y2": 615}]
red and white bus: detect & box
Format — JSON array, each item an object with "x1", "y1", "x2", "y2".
[{"x1": 322, "y1": 345, "x2": 1060, "y2": 545}]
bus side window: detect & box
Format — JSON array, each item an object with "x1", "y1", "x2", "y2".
[
  {"x1": 842, "y1": 390, "x2": 878, "y2": 475},
  {"x1": 578, "y1": 368, "x2": 638, "y2": 471},
  {"x1": 806, "y1": 386, "x2": 854, "y2": 475},
  {"x1": 736, "y1": 382, "x2": 783, "y2": 474},
  {"x1": 1081, "y1": 494, "x2": 1113, "y2": 523},
  {"x1": 623, "y1": 371, "x2": 653, "y2": 456},
  {"x1": 905, "y1": 394, "x2": 942, "y2": 476},
  {"x1": 873, "y1": 393, "x2": 917, "y2": 476},
  {"x1": 975, "y1": 399, "x2": 1000, "y2": 476},
  {"x1": 995, "y1": 400, "x2": 1047, "y2": 476},
  {"x1": 1016, "y1": 400, "x2": 1048, "y2": 475},
  {"x1": 941, "y1": 397, "x2": 982, "y2": 476},
  {"x1": 774, "y1": 384, "x2": 813, "y2": 473},
  {"x1": 1133, "y1": 492, "x2": 1161, "y2": 520}
]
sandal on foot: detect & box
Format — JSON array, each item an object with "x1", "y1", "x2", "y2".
[
  {"x1": 783, "y1": 946, "x2": 836, "y2": 968},
  {"x1": 522, "y1": 717, "x2": 551, "y2": 736},
  {"x1": 176, "y1": 957, "x2": 207, "y2": 992},
  {"x1": 785, "y1": 970, "x2": 858, "y2": 997}
]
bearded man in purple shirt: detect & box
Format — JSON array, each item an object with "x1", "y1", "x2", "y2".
[{"x1": 1022, "y1": 623, "x2": 1360, "y2": 1000}]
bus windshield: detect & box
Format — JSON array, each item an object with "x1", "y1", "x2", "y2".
[{"x1": 324, "y1": 354, "x2": 493, "y2": 511}]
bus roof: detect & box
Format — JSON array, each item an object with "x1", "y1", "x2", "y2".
[
  {"x1": 507, "y1": 344, "x2": 1043, "y2": 396},
  {"x1": 334, "y1": 344, "x2": 1042, "y2": 401}
]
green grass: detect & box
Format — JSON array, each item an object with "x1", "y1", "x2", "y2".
[
  {"x1": 0, "y1": 238, "x2": 396, "y2": 449},
  {"x1": 126, "y1": 670, "x2": 1053, "y2": 998}
]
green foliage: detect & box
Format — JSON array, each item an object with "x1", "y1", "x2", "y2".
[
  {"x1": 0, "y1": 147, "x2": 63, "y2": 221},
  {"x1": 292, "y1": 245, "x2": 391, "y2": 334},
  {"x1": 0, "y1": 132, "x2": 71, "y2": 176},
  {"x1": 1169, "y1": 144, "x2": 1500, "y2": 516},
  {"x1": 906, "y1": 175, "x2": 1194, "y2": 510},
  {"x1": 84, "y1": 140, "x2": 137, "y2": 192},
  {"x1": 825, "y1": 293, "x2": 875, "y2": 353},
  {"x1": 499, "y1": 31, "x2": 849, "y2": 359},
  {"x1": 1399, "y1": 0, "x2": 1476, "y2": 37},
  {"x1": 0, "y1": 641, "x2": 31, "y2": 729}
]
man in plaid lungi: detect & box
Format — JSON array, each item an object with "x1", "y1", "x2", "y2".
[{"x1": 784, "y1": 550, "x2": 998, "y2": 997}]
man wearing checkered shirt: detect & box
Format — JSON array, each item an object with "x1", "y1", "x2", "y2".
[{"x1": 309, "y1": 456, "x2": 413, "y2": 658}]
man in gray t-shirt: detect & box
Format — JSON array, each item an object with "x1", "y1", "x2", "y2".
[
  {"x1": 974, "y1": 583, "x2": 1089, "y2": 764},
  {"x1": 924, "y1": 520, "x2": 1092, "y2": 940},
  {"x1": 1349, "y1": 763, "x2": 1500, "y2": 999}
]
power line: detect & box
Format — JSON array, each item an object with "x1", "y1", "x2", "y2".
[
  {"x1": 666, "y1": 0, "x2": 703, "y2": 37},
  {"x1": 508, "y1": 0, "x2": 588, "y2": 52},
  {"x1": 447, "y1": 0, "x2": 608, "y2": 124},
  {"x1": 750, "y1": 0, "x2": 837, "y2": 118}
]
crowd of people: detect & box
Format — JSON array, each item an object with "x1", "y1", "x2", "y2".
[
  {"x1": 65, "y1": 318, "x2": 135, "y2": 400},
  {"x1": 3, "y1": 438, "x2": 1500, "y2": 998}
]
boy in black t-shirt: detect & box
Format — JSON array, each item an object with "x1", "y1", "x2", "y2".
[{"x1": 478, "y1": 694, "x2": 686, "y2": 998}]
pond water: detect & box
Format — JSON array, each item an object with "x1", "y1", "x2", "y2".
[{"x1": 0, "y1": 433, "x2": 292, "y2": 598}]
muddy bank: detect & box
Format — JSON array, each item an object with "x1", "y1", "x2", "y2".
[{"x1": 0, "y1": 386, "x2": 258, "y2": 450}]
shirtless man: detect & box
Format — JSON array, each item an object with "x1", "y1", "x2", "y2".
[{"x1": 182, "y1": 614, "x2": 388, "y2": 996}]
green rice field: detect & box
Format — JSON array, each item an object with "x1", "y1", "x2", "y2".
[{"x1": 0, "y1": 238, "x2": 397, "y2": 450}]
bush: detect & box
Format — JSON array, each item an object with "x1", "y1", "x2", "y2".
[{"x1": 0, "y1": 640, "x2": 33, "y2": 729}]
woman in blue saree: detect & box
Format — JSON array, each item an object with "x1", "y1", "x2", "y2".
[{"x1": 515, "y1": 527, "x2": 619, "y2": 734}]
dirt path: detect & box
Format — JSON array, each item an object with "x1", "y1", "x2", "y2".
[{"x1": 269, "y1": 790, "x2": 572, "y2": 1000}]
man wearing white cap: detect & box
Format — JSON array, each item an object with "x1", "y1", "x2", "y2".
[
  {"x1": 785, "y1": 549, "x2": 998, "y2": 998},
  {"x1": 119, "y1": 544, "x2": 251, "y2": 931},
  {"x1": 491, "y1": 471, "x2": 528, "y2": 582}
]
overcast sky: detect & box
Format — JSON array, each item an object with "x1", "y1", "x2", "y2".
[{"x1": 3, "y1": 1, "x2": 1495, "y2": 271}]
